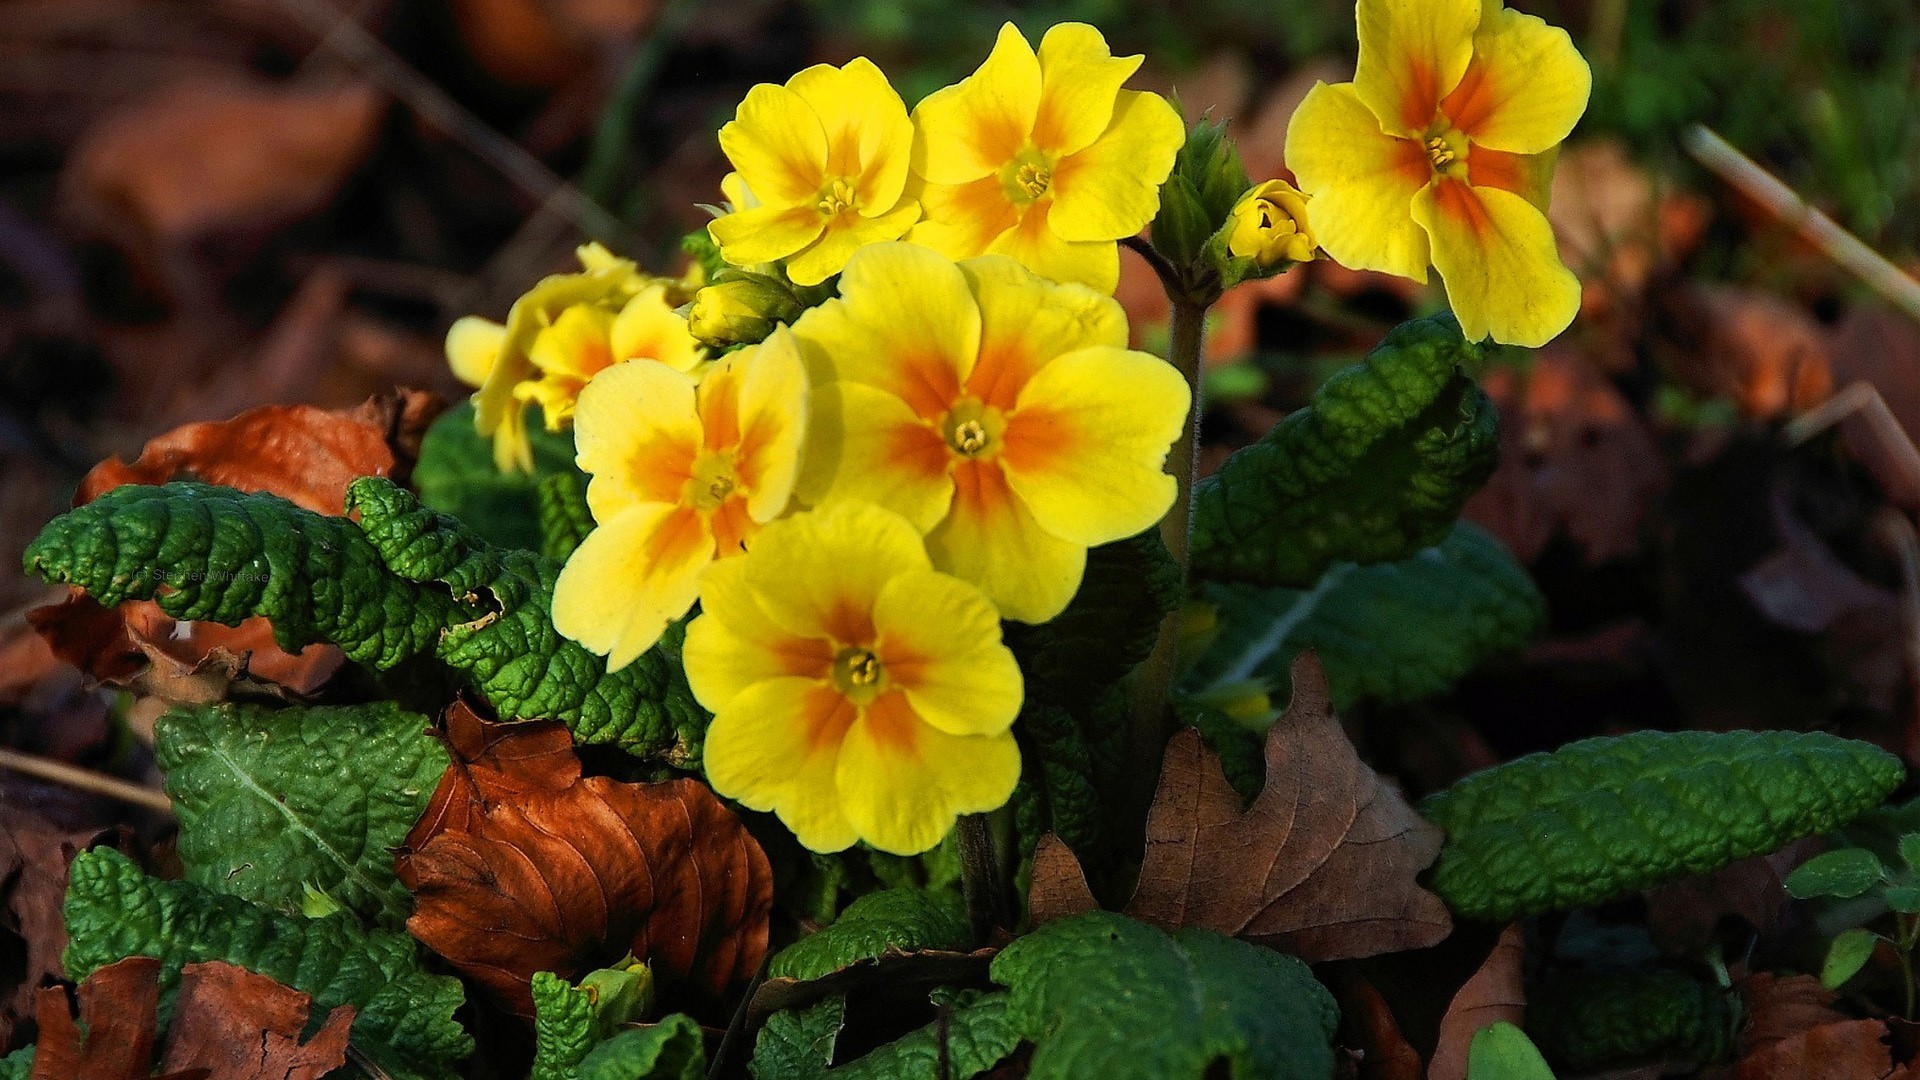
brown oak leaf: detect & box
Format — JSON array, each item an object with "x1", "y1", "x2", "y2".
[
  {"x1": 1426, "y1": 925, "x2": 1525, "y2": 1080},
  {"x1": 29, "y1": 392, "x2": 440, "y2": 700},
  {"x1": 1737, "y1": 972, "x2": 1853, "y2": 1057},
  {"x1": 0, "y1": 807, "x2": 126, "y2": 1050},
  {"x1": 1733, "y1": 1019, "x2": 1895, "y2": 1080},
  {"x1": 158, "y1": 962, "x2": 354, "y2": 1080},
  {"x1": 398, "y1": 705, "x2": 773, "y2": 1016},
  {"x1": 1123, "y1": 655, "x2": 1451, "y2": 960}
]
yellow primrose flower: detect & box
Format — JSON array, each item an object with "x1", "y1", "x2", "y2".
[
  {"x1": 907, "y1": 22, "x2": 1184, "y2": 293},
  {"x1": 551, "y1": 328, "x2": 808, "y2": 670},
  {"x1": 707, "y1": 59, "x2": 919, "y2": 287},
  {"x1": 791, "y1": 242, "x2": 1189, "y2": 623},
  {"x1": 514, "y1": 283, "x2": 707, "y2": 429},
  {"x1": 684, "y1": 500, "x2": 1023, "y2": 855},
  {"x1": 1228, "y1": 179, "x2": 1317, "y2": 267},
  {"x1": 1284, "y1": 0, "x2": 1589, "y2": 347}
]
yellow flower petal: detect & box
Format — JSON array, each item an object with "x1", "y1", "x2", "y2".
[
  {"x1": 788, "y1": 243, "x2": 981, "y2": 419},
  {"x1": 983, "y1": 198, "x2": 1119, "y2": 292},
  {"x1": 1469, "y1": 145, "x2": 1556, "y2": 212},
  {"x1": 907, "y1": 175, "x2": 1022, "y2": 260},
  {"x1": 1442, "y1": 6, "x2": 1591, "y2": 155},
  {"x1": 702, "y1": 676, "x2": 860, "y2": 853},
  {"x1": 910, "y1": 23, "x2": 1042, "y2": 186},
  {"x1": 836, "y1": 691, "x2": 1021, "y2": 855},
  {"x1": 489, "y1": 398, "x2": 533, "y2": 474},
  {"x1": 528, "y1": 304, "x2": 615, "y2": 382},
  {"x1": 873, "y1": 570, "x2": 1022, "y2": 737},
  {"x1": 684, "y1": 559, "x2": 835, "y2": 711},
  {"x1": 783, "y1": 199, "x2": 921, "y2": 287},
  {"x1": 959, "y1": 254, "x2": 1126, "y2": 410},
  {"x1": 744, "y1": 501, "x2": 933, "y2": 643},
  {"x1": 1411, "y1": 177, "x2": 1581, "y2": 347},
  {"x1": 552, "y1": 502, "x2": 714, "y2": 670},
  {"x1": 719, "y1": 82, "x2": 828, "y2": 205},
  {"x1": 786, "y1": 57, "x2": 914, "y2": 212},
  {"x1": 926, "y1": 460, "x2": 1086, "y2": 622},
  {"x1": 1046, "y1": 89, "x2": 1184, "y2": 243},
  {"x1": 708, "y1": 203, "x2": 827, "y2": 267},
  {"x1": 1031, "y1": 23, "x2": 1142, "y2": 157},
  {"x1": 611, "y1": 284, "x2": 704, "y2": 374},
  {"x1": 445, "y1": 316, "x2": 504, "y2": 388},
  {"x1": 1353, "y1": 0, "x2": 1480, "y2": 135},
  {"x1": 1284, "y1": 81, "x2": 1433, "y2": 282},
  {"x1": 720, "y1": 171, "x2": 758, "y2": 211},
  {"x1": 572, "y1": 359, "x2": 702, "y2": 520},
  {"x1": 475, "y1": 263, "x2": 638, "y2": 447},
  {"x1": 732, "y1": 327, "x2": 810, "y2": 522},
  {"x1": 1000, "y1": 345, "x2": 1186, "y2": 547},
  {"x1": 799, "y1": 380, "x2": 954, "y2": 531}
]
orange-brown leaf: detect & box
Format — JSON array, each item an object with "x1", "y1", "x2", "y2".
[
  {"x1": 1427, "y1": 925, "x2": 1526, "y2": 1080},
  {"x1": 1733, "y1": 1019, "x2": 1895, "y2": 1080},
  {"x1": 30, "y1": 957, "x2": 161, "y2": 1080},
  {"x1": 1026, "y1": 833, "x2": 1098, "y2": 927},
  {"x1": 1122, "y1": 655, "x2": 1451, "y2": 961},
  {"x1": 399, "y1": 707, "x2": 772, "y2": 1016},
  {"x1": 157, "y1": 962, "x2": 354, "y2": 1080},
  {"x1": 1737, "y1": 972, "x2": 1853, "y2": 1057}
]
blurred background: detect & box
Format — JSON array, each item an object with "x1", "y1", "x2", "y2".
[{"x1": 4, "y1": 0, "x2": 1920, "y2": 822}]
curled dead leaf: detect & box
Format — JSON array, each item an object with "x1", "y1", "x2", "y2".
[
  {"x1": 398, "y1": 705, "x2": 773, "y2": 1016},
  {"x1": 0, "y1": 808, "x2": 127, "y2": 1051},
  {"x1": 1426, "y1": 925, "x2": 1525, "y2": 1080},
  {"x1": 1736, "y1": 972, "x2": 1851, "y2": 1058},
  {"x1": 1661, "y1": 284, "x2": 1834, "y2": 419},
  {"x1": 158, "y1": 962, "x2": 354, "y2": 1080},
  {"x1": 30, "y1": 956, "x2": 162, "y2": 1080},
  {"x1": 1733, "y1": 1018, "x2": 1894, "y2": 1080}
]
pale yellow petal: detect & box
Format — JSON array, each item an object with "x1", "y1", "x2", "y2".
[
  {"x1": 571, "y1": 359, "x2": 702, "y2": 519},
  {"x1": 703, "y1": 676, "x2": 859, "y2": 853},
  {"x1": 926, "y1": 460, "x2": 1086, "y2": 623},
  {"x1": 907, "y1": 175, "x2": 1021, "y2": 260},
  {"x1": 835, "y1": 690, "x2": 1021, "y2": 855},
  {"x1": 683, "y1": 559, "x2": 836, "y2": 711},
  {"x1": 959, "y1": 254, "x2": 1127, "y2": 410},
  {"x1": 1046, "y1": 89, "x2": 1184, "y2": 243},
  {"x1": 1031, "y1": 23, "x2": 1141, "y2": 157},
  {"x1": 744, "y1": 502, "x2": 933, "y2": 643},
  {"x1": 528, "y1": 304, "x2": 615, "y2": 381},
  {"x1": 1000, "y1": 345, "x2": 1187, "y2": 547},
  {"x1": 708, "y1": 203, "x2": 827, "y2": 266},
  {"x1": 786, "y1": 58, "x2": 915, "y2": 211},
  {"x1": 552, "y1": 503, "x2": 713, "y2": 671},
  {"x1": 873, "y1": 571, "x2": 1022, "y2": 737},
  {"x1": 1442, "y1": 7, "x2": 1591, "y2": 155},
  {"x1": 787, "y1": 242, "x2": 981, "y2": 419},
  {"x1": 798, "y1": 380, "x2": 954, "y2": 531},
  {"x1": 783, "y1": 199, "x2": 921, "y2": 287},
  {"x1": 910, "y1": 23, "x2": 1041, "y2": 185},
  {"x1": 733, "y1": 326, "x2": 809, "y2": 522},
  {"x1": 983, "y1": 198, "x2": 1119, "y2": 292},
  {"x1": 1284, "y1": 81, "x2": 1433, "y2": 282},
  {"x1": 1353, "y1": 0, "x2": 1481, "y2": 135},
  {"x1": 611, "y1": 284, "x2": 705, "y2": 374},
  {"x1": 719, "y1": 82, "x2": 828, "y2": 205},
  {"x1": 1411, "y1": 178, "x2": 1581, "y2": 347},
  {"x1": 445, "y1": 316, "x2": 504, "y2": 388}
]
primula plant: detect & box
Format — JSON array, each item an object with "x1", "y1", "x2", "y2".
[{"x1": 9, "y1": 3, "x2": 1917, "y2": 1079}]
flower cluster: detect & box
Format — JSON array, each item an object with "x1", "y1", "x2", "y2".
[{"x1": 441, "y1": 4, "x2": 1590, "y2": 856}]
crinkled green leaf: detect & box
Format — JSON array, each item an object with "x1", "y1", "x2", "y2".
[
  {"x1": 989, "y1": 911, "x2": 1338, "y2": 1080},
  {"x1": 747, "y1": 991, "x2": 1017, "y2": 1080},
  {"x1": 22, "y1": 482, "x2": 456, "y2": 670},
  {"x1": 23, "y1": 479, "x2": 707, "y2": 764},
  {"x1": 155, "y1": 701, "x2": 445, "y2": 926},
  {"x1": 539, "y1": 471, "x2": 595, "y2": 561},
  {"x1": 533, "y1": 962, "x2": 655, "y2": 1080},
  {"x1": 574, "y1": 1015, "x2": 706, "y2": 1080},
  {"x1": 62, "y1": 847, "x2": 470, "y2": 1080},
  {"x1": 414, "y1": 400, "x2": 581, "y2": 552},
  {"x1": 1421, "y1": 730, "x2": 1905, "y2": 922},
  {"x1": 1192, "y1": 312, "x2": 1498, "y2": 588},
  {"x1": 1188, "y1": 522, "x2": 1542, "y2": 711},
  {"x1": 0, "y1": 1047, "x2": 30, "y2": 1080},
  {"x1": 768, "y1": 888, "x2": 970, "y2": 981},
  {"x1": 1526, "y1": 971, "x2": 1734, "y2": 1072}
]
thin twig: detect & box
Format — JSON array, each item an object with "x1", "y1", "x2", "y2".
[
  {"x1": 0, "y1": 748, "x2": 171, "y2": 813},
  {"x1": 346, "y1": 1044, "x2": 397, "y2": 1080},
  {"x1": 1683, "y1": 125, "x2": 1920, "y2": 323},
  {"x1": 1121, "y1": 234, "x2": 1187, "y2": 300}
]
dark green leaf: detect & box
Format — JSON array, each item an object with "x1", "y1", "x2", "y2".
[
  {"x1": 1468, "y1": 1023, "x2": 1556, "y2": 1080},
  {"x1": 539, "y1": 471, "x2": 595, "y2": 561},
  {"x1": 1821, "y1": 929, "x2": 1880, "y2": 990},
  {"x1": 1784, "y1": 848, "x2": 1889, "y2": 900},
  {"x1": 574, "y1": 1015, "x2": 706, "y2": 1080},
  {"x1": 413, "y1": 400, "x2": 581, "y2": 552},
  {"x1": 1526, "y1": 970, "x2": 1734, "y2": 1072},
  {"x1": 768, "y1": 888, "x2": 970, "y2": 982}
]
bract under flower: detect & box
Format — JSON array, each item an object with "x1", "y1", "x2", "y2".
[
  {"x1": 708, "y1": 59, "x2": 919, "y2": 287},
  {"x1": 790, "y1": 242, "x2": 1189, "y2": 622},
  {"x1": 906, "y1": 22, "x2": 1185, "y2": 293},
  {"x1": 1284, "y1": 0, "x2": 1588, "y2": 346},
  {"x1": 551, "y1": 328, "x2": 808, "y2": 670},
  {"x1": 684, "y1": 500, "x2": 1023, "y2": 855}
]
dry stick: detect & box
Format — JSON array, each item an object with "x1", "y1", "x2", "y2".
[
  {"x1": 270, "y1": 0, "x2": 632, "y2": 250},
  {"x1": 0, "y1": 748, "x2": 171, "y2": 813},
  {"x1": 1683, "y1": 125, "x2": 1920, "y2": 323}
]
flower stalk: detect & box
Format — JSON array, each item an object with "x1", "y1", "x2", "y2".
[{"x1": 957, "y1": 812, "x2": 1011, "y2": 940}]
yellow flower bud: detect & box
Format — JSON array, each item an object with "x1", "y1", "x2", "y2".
[
  {"x1": 686, "y1": 278, "x2": 800, "y2": 349},
  {"x1": 1227, "y1": 179, "x2": 1317, "y2": 268}
]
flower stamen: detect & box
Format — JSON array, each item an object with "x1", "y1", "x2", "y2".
[
  {"x1": 832, "y1": 646, "x2": 886, "y2": 700},
  {"x1": 816, "y1": 178, "x2": 859, "y2": 217},
  {"x1": 1425, "y1": 136, "x2": 1456, "y2": 169},
  {"x1": 951, "y1": 419, "x2": 989, "y2": 456}
]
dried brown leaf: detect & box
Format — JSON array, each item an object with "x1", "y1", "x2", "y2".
[
  {"x1": 1123, "y1": 654, "x2": 1451, "y2": 961},
  {"x1": 1733, "y1": 1019, "x2": 1894, "y2": 1080},
  {"x1": 158, "y1": 962, "x2": 353, "y2": 1080},
  {"x1": 30, "y1": 957, "x2": 161, "y2": 1080},
  {"x1": 0, "y1": 809, "x2": 125, "y2": 1050},
  {"x1": 1025, "y1": 833, "x2": 1098, "y2": 927},
  {"x1": 399, "y1": 706, "x2": 773, "y2": 1016},
  {"x1": 1737, "y1": 972, "x2": 1852, "y2": 1057},
  {"x1": 1663, "y1": 284, "x2": 1834, "y2": 419},
  {"x1": 1426, "y1": 925, "x2": 1525, "y2": 1080}
]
